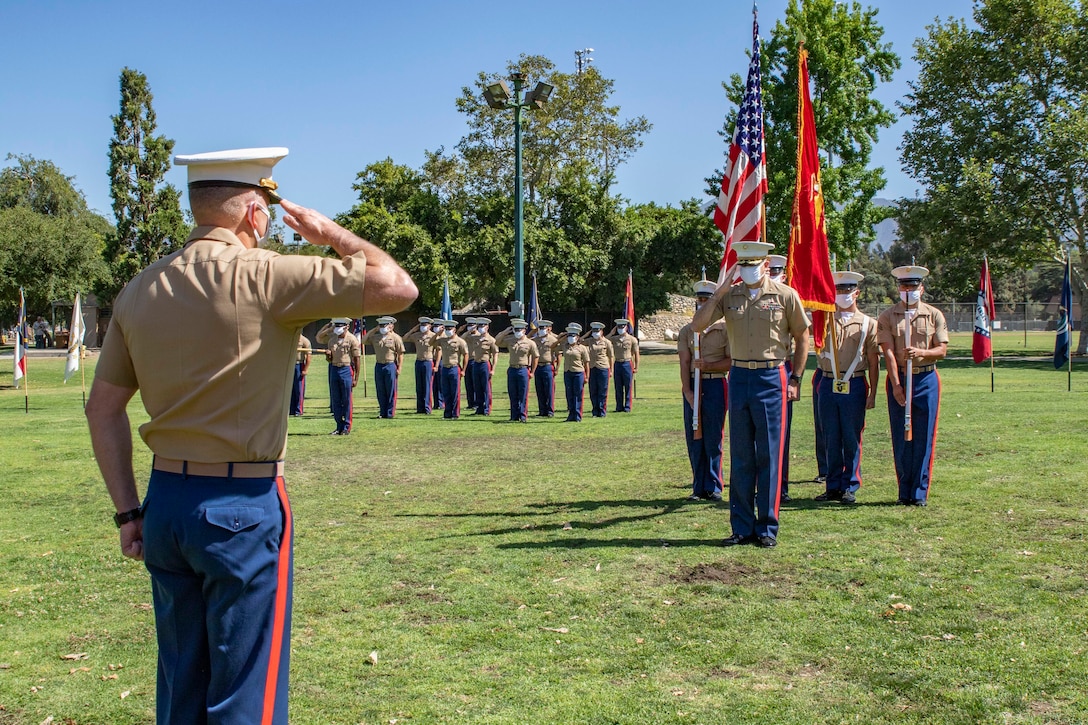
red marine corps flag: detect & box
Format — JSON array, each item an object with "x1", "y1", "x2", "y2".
[
  {"x1": 714, "y1": 7, "x2": 767, "y2": 285},
  {"x1": 786, "y1": 47, "x2": 836, "y2": 350},
  {"x1": 972, "y1": 255, "x2": 996, "y2": 364}
]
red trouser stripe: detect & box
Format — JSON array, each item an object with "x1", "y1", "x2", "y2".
[
  {"x1": 261, "y1": 476, "x2": 292, "y2": 725},
  {"x1": 773, "y1": 366, "x2": 788, "y2": 519},
  {"x1": 925, "y1": 372, "x2": 942, "y2": 493}
]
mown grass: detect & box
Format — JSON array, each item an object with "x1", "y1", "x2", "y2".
[{"x1": 0, "y1": 351, "x2": 1085, "y2": 724}]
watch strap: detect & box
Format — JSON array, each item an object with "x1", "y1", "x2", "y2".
[{"x1": 114, "y1": 507, "x2": 143, "y2": 528}]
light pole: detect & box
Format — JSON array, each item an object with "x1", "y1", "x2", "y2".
[
  {"x1": 483, "y1": 71, "x2": 554, "y2": 317},
  {"x1": 575, "y1": 48, "x2": 594, "y2": 75}
]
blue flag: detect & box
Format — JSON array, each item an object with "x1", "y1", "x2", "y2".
[
  {"x1": 1054, "y1": 256, "x2": 1072, "y2": 369},
  {"x1": 441, "y1": 276, "x2": 452, "y2": 322}
]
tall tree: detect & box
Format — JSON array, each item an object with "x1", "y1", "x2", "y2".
[
  {"x1": 898, "y1": 0, "x2": 1088, "y2": 350},
  {"x1": 104, "y1": 67, "x2": 188, "y2": 300},
  {"x1": 710, "y1": 0, "x2": 899, "y2": 260},
  {"x1": 0, "y1": 155, "x2": 111, "y2": 321}
]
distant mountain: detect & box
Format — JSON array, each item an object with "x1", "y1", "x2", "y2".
[{"x1": 871, "y1": 197, "x2": 899, "y2": 252}]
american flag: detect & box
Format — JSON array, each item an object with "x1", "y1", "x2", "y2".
[{"x1": 714, "y1": 10, "x2": 767, "y2": 285}]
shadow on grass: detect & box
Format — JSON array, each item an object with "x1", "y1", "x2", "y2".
[{"x1": 497, "y1": 536, "x2": 727, "y2": 549}]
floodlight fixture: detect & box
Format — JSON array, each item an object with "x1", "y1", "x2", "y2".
[
  {"x1": 524, "y1": 81, "x2": 555, "y2": 109},
  {"x1": 483, "y1": 79, "x2": 512, "y2": 109}
]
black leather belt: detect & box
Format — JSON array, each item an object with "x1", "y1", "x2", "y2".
[{"x1": 820, "y1": 370, "x2": 867, "y2": 379}]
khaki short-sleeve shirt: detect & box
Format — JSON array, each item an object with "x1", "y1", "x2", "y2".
[
  {"x1": 471, "y1": 333, "x2": 497, "y2": 364},
  {"x1": 535, "y1": 332, "x2": 559, "y2": 364},
  {"x1": 404, "y1": 329, "x2": 436, "y2": 362},
  {"x1": 608, "y1": 333, "x2": 639, "y2": 364},
  {"x1": 507, "y1": 337, "x2": 539, "y2": 367},
  {"x1": 562, "y1": 343, "x2": 591, "y2": 373},
  {"x1": 366, "y1": 330, "x2": 404, "y2": 364},
  {"x1": 678, "y1": 321, "x2": 731, "y2": 364},
  {"x1": 586, "y1": 337, "x2": 614, "y2": 369},
  {"x1": 435, "y1": 335, "x2": 469, "y2": 368},
  {"x1": 709, "y1": 279, "x2": 809, "y2": 361},
  {"x1": 818, "y1": 312, "x2": 878, "y2": 375},
  {"x1": 297, "y1": 335, "x2": 312, "y2": 365},
  {"x1": 877, "y1": 301, "x2": 949, "y2": 367},
  {"x1": 94, "y1": 226, "x2": 367, "y2": 463}
]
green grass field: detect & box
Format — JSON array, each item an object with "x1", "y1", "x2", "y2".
[{"x1": 1, "y1": 346, "x2": 1085, "y2": 724}]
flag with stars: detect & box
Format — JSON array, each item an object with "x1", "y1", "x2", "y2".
[{"x1": 714, "y1": 9, "x2": 767, "y2": 285}]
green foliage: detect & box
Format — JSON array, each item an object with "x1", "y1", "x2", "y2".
[
  {"x1": 103, "y1": 68, "x2": 189, "y2": 301},
  {"x1": 898, "y1": 0, "x2": 1088, "y2": 309},
  {"x1": 710, "y1": 0, "x2": 899, "y2": 258},
  {"x1": 0, "y1": 155, "x2": 112, "y2": 322}
]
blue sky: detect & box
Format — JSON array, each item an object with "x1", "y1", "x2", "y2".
[{"x1": 1, "y1": 0, "x2": 976, "y2": 222}]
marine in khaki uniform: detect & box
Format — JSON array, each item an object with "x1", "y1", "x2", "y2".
[
  {"x1": 608, "y1": 318, "x2": 640, "y2": 412},
  {"x1": 461, "y1": 318, "x2": 480, "y2": 409},
  {"x1": 317, "y1": 317, "x2": 362, "y2": 434},
  {"x1": 404, "y1": 316, "x2": 437, "y2": 414},
  {"x1": 678, "y1": 278, "x2": 731, "y2": 502},
  {"x1": 814, "y1": 271, "x2": 880, "y2": 504},
  {"x1": 364, "y1": 315, "x2": 405, "y2": 418},
  {"x1": 291, "y1": 333, "x2": 311, "y2": 416},
  {"x1": 495, "y1": 319, "x2": 539, "y2": 422},
  {"x1": 558, "y1": 323, "x2": 591, "y2": 421},
  {"x1": 84, "y1": 147, "x2": 416, "y2": 725},
  {"x1": 691, "y1": 241, "x2": 810, "y2": 548},
  {"x1": 583, "y1": 321, "x2": 615, "y2": 417},
  {"x1": 532, "y1": 320, "x2": 559, "y2": 416},
  {"x1": 433, "y1": 319, "x2": 469, "y2": 419},
  {"x1": 877, "y1": 265, "x2": 948, "y2": 506},
  {"x1": 430, "y1": 318, "x2": 445, "y2": 410},
  {"x1": 468, "y1": 317, "x2": 497, "y2": 415}
]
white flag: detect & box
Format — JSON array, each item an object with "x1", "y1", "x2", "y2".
[{"x1": 64, "y1": 293, "x2": 85, "y2": 383}]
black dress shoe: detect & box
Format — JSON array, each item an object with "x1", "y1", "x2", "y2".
[
  {"x1": 910, "y1": 499, "x2": 928, "y2": 507},
  {"x1": 722, "y1": 533, "x2": 757, "y2": 547},
  {"x1": 840, "y1": 491, "x2": 857, "y2": 504},
  {"x1": 780, "y1": 492, "x2": 792, "y2": 503},
  {"x1": 705, "y1": 492, "x2": 723, "y2": 502},
  {"x1": 758, "y1": 535, "x2": 777, "y2": 548},
  {"x1": 896, "y1": 498, "x2": 909, "y2": 505},
  {"x1": 814, "y1": 490, "x2": 843, "y2": 502},
  {"x1": 685, "y1": 494, "x2": 702, "y2": 501}
]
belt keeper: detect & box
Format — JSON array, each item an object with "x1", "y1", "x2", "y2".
[
  {"x1": 182, "y1": 460, "x2": 188, "y2": 479},
  {"x1": 227, "y1": 462, "x2": 234, "y2": 479}
]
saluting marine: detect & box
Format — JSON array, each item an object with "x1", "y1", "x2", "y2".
[
  {"x1": 532, "y1": 320, "x2": 559, "y2": 417},
  {"x1": 584, "y1": 321, "x2": 615, "y2": 418},
  {"x1": 608, "y1": 317, "x2": 640, "y2": 412},
  {"x1": 814, "y1": 271, "x2": 880, "y2": 504},
  {"x1": 557, "y1": 323, "x2": 591, "y2": 422},
  {"x1": 317, "y1": 317, "x2": 362, "y2": 435},
  {"x1": 468, "y1": 317, "x2": 497, "y2": 415},
  {"x1": 403, "y1": 316, "x2": 437, "y2": 414},
  {"x1": 495, "y1": 319, "x2": 540, "y2": 422},
  {"x1": 691, "y1": 241, "x2": 810, "y2": 548},
  {"x1": 364, "y1": 315, "x2": 404, "y2": 418},
  {"x1": 678, "y1": 278, "x2": 731, "y2": 502},
  {"x1": 877, "y1": 265, "x2": 948, "y2": 506},
  {"x1": 85, "y1": 146, "x2": 415, "y2": 724},
  {"x1": 290, "y1": 333, "x2": 311, "y2": 416},
  {"x1": 432, "y1": 319, "x2": 469, "y2": 419}
]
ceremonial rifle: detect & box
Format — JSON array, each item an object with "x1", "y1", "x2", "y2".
[
  {"x1": 692, "y1": 332, "x2": 703, "y2": 440},
  {"x1": 904, "y1": 312, "x2": 913, "y2": 442}
]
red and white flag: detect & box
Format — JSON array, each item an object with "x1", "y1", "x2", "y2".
[
  {"x1": 714, "y1": 9, "x2": 766, "y2": 285},
  {"x1": 972, "y1": 256, "x2": 996, "y2": 364},
  {"x1": 13, "y1": 288, "x2": 27, "y2": 386},
  {"x1": 623, "y1": 271, "x2": 636, "y2": 336}
]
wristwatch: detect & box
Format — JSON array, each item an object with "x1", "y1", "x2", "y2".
[
  {"x1": 113, "y1": 507, "x2": 143, "y2": 528},
  {"x1": 789, "y1": 374, "x2": 802, "y2": 384}
]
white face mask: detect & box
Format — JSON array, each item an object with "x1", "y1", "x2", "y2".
[
  {"x1": 333, "y1": 325, "x2": 347, "y2": 336},
  {"x1": 769, "y1": 273, "x2": 786, "y2": 284},
  {"x1": 617, "y1": 327, "x2": 627, "y2": 336},
  {"x1": 835, "y1": 292, "x2": 856, "y2": 309},
  {"x1": 420, "y1": 324, "x2": 430, "y2": 333},
  {"x1": 738, "y1": 265, "x2": 763, "y2": 285},
  {"x1": 567, "y1": 335, "x2": 577, "y2": 344},
  {"x1": 249, "y1": 202, "x2": 271, "y2": 247},
  {"x1": 591, "y1": 331, "x2": 601, "y2": 339},
  {"x1": 900, "y1": 289, "x2": 922, "y2": 305},
  {"x1": 514, "y1": 329, "x2": 524, "y2": 339},
  {"x1": 445, "y1": 328, "x2": 454, "y2": 337},
  {"x1": 380, "y1": 325, "x2": 392, "y2": 335},
  {"x1": 466, "y1": 326, "x2": 477, "y2": 335}
]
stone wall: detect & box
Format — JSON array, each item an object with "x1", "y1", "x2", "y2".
[{"x1": 638, "y1": 293, "x2": 694, "y2": 341}]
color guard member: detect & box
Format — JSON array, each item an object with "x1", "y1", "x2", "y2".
[
  {"x1": 678, "y1": 278, "x2": 731, "y2": 501},
  {"x1": 404, "y1": 316, "x2": 437, "y2": 414},
  {"x1": 608, "y1": 317, "x2": 640, "y2": 412},
  {"x1": 691, "y1": 241, "x2": 810, "y2": 548},
  {"x1": 433, "y1": 319, "x2": 469, "y2": 419},
  {"x1": 877, "y1": 265, "x2": 948, "y2": 506},
  {"x1": 533, "y1": 320, "x2": 559, "y2": 416},
  {"x1": 290, "y1": 333, "x2": 311, "y2": 416},
  {"x1": 814, "y1": 271, "x2": 879, "y2": 504},
  {"x1": 85, "y1": 147, "x2": 416, "y2": 724},
  {"x1": 317, "y1": 317, "x2": 361, "y2": 435},
  {"x1": 364, "y1": 315, "x2": 404, "y2": 418}
]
